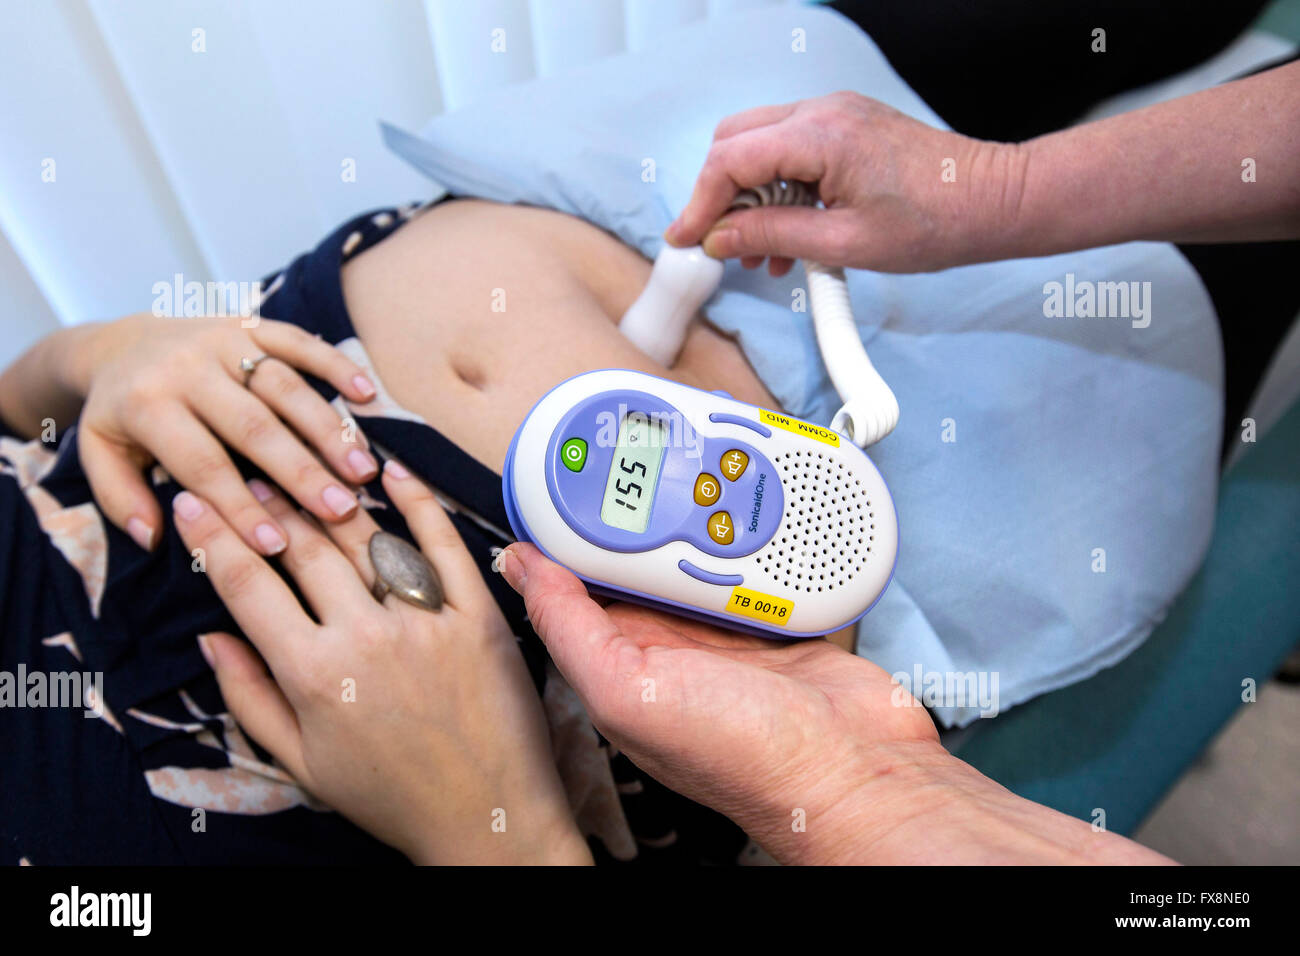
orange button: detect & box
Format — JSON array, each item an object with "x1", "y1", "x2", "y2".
[
  {"x1": 693, "y1": 473, "x2": 721, "y2": 506},
  {"x1": 720, "y1": 449, "x2": 749, "y2": 481},
  {"x1": 707, "y1": 511, "x2": 734, "y2": 545}
]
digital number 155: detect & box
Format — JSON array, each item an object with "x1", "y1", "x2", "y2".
[{"x1": 613, "y1": 457, "x2": 645, "y2": 511}]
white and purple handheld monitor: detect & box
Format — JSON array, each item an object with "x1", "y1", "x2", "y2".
[{"x1": 503, "y1": 369, "x2": 898, "y2": 639}]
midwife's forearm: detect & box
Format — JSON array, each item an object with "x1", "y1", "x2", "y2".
[{"x1": 1006, "y1": 61, "x2": 1300, "y2": 258}]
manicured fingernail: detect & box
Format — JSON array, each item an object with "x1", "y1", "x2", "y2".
[
  {"x1": 254, "y1": 522, "x2": 286, "y2": 555},
  {"x1": 498, "y1": 547, "x2": 526, "y2": 590},
  {"x1": 384, "y1": 458, "x2": 411, "y2": 480},
  {"x1": 126, "y1": 516, "x2": 154, "y2": 551},
  {"x1": 702, "y1": 227, "x2": 736, "y2": 259},
  {"x1": 248, "y1": 478, "x2": 274, "y2": 502},
  {"x1": 173, "y1": 491, "x2": 203, "y2": 521},
  {"x1": 322, "y1": 484, "x2": 356, "y2": 516},
  {"x1": 197, "y1": 633, "x2": 215, "y2": 668},
  {"x1": 348, "y1": 448, "x2": 378, "y2": 478},
  {"x1": 352, "y1": 374, "x2": 376, "y2": 399}
]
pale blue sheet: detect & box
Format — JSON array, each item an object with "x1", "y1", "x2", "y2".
[{"x1": 382, "y1": 5, "x2": 1222, "y2": 726}]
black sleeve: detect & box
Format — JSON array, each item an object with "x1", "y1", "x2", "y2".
[{"x1": 828, "y1": 0, "x2": 1272, "y2": 141}]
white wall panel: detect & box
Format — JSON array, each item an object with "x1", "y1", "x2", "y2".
[
  {"x1": 529, "y1": 0, "x2": 625, "y2": 78},
  {"x1": 624, "y1": 0, "x2": 708, "y2": 52},
  {"x1": 87, "y1": 0, "x2": 321, "y2": 285},
  {"x1": 708, "y1": 0, "x2": 782, "y2": 14},
  {"x1": 425, "y1": 0, "x2": 537, "y2": 111},
  {"x1": 244, "y1": 0, "x2": 447, "y2": 228},
  {"x1": 0, "y1": 0, "x2": 209, "y2": 322}
]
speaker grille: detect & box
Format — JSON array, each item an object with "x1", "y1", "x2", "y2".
[{"x1": 756, "y1": 450, "x2": 875, "y2": 593}]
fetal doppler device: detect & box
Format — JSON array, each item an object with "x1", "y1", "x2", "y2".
[{"x1": 503, "y1": 182, "x2": 899, "y2": 638}]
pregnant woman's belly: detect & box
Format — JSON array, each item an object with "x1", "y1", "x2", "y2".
[{"x1": 341, "y1": 199, "x2": 776, "y2": 473}]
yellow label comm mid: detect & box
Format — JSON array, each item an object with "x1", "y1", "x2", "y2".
[{"x1": 758, "y1": 410, "x2": 841, "y2": 447}]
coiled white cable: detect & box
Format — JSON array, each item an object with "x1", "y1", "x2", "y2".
[
  {"x1": 619, "y1": 180, "x2": 899, "y2": 447},
  {"x1": 802, "y1": 259, "x2": 900, "y2": 447}
]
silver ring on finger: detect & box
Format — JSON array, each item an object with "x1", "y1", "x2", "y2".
[
  {"x1": 239, "y1": 354, "x2": 272, "y2": 388},
  {"x1": 369, "y1": 531, "x2": 444, "y2": 612}
]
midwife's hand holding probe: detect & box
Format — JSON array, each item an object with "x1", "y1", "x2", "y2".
[{"x1": 666, "y1": 69, "x2": 1300, "y2": 275}]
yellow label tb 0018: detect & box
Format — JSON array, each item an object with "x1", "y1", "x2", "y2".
[{"x1": 726, "y1": 586, "x2": 794, "y2": 627}]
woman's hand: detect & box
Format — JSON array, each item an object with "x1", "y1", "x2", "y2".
[
  {"x1": 173, "y1": 462, "x2": 591, "y2": 865},
  {"x1": 664, "y1": 91, "x2": 1027, "y2": 275},
  {"x1": 70, "y1": 314, "x2": 380, "y2": 554}
]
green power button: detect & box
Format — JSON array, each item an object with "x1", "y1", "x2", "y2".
[{"x1": 561, "y1": 438, "x2": 587, "y2": 472}]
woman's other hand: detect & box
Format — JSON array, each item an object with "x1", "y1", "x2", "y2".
[
  {"x1": 70, "y1": 314, "x2": 379, "y2": 554},
  {"x1": 664, "y1": 91, "x2": 1027, "y2": 275},
  {"x1": 173, "y1": 462, "x2": 591, "y2": 865}
]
